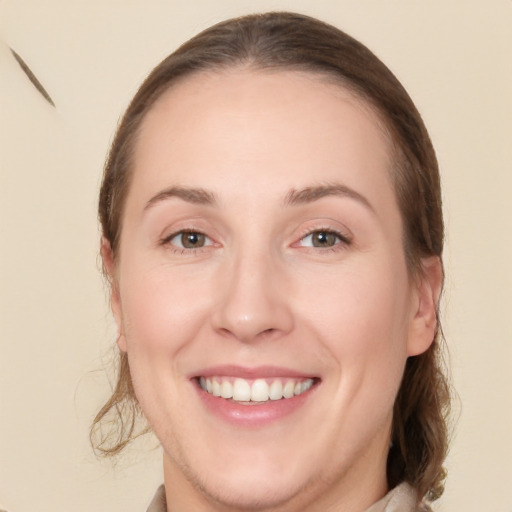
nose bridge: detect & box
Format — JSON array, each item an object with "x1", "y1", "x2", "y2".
[{"x1": 213, "y1": 239, "x2": 293, "y2": 342}]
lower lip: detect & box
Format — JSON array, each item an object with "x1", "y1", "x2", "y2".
[{"x1": 194, "y1": 381, "x2": 317, "y2": 427}]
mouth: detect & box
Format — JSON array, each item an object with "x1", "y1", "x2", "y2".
[
  {"x1": 197, "y1": 376, "x2": 316, "y2": 403},
  {"x1": 191, "y1": 367, "x2": 319, "y2": 426}
]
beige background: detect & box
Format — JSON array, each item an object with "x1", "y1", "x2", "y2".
[{"x1": 1, "y1": 1, "x2": 511, "y2": 511}]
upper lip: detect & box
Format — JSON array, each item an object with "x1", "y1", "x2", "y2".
[{"x1": 191, "y1": 365, "x2": 317, "y2": 380}]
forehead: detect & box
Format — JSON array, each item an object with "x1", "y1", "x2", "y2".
[{"x1": 129, "y1": 69, "x2": 396, "y2": 212}]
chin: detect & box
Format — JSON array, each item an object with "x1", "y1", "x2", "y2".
[
  {"x1": 194, "y1": 470, "x2": 310, "y2": 511},
  {"x1": 166, "y1": 446, "x2": 320, "y2": 511}
]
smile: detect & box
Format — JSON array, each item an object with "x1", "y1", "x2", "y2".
[{"x1": 198, "y1": 376, "x2": 315, "y2": 403}]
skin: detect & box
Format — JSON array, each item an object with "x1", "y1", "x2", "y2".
[{"x1": 104, "y1": 69, "x2": 441, "y2": 512}]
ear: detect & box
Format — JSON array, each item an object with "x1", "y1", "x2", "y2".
[
  {"x1": 101, "y1": 237, "x2": 127, "y2": 353},
  {"x1": 407, "y1": 255, "x2": 443, "y2": 356}
]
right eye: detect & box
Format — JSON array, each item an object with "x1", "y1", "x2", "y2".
[{"x1": 165, "y1": 231, "x2": 213, "y2": 250}]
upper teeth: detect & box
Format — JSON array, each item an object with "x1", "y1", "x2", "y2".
[{"x1": 199, "y1": 377, "x2": 314, "y2": 402}]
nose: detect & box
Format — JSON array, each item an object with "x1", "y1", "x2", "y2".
[{"x1": 211, "y1": 247, "x2": 294, "y2": 343}]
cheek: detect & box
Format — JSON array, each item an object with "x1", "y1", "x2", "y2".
[
  {"x1": 117, "y1": 266, "x2": 211, "y2": 420},
  {"x1": 296, "y1": 259, "x2": 411, "y2": 376},
  {"x1": 119, "y1": 265, "x2": 210, "y2": 357}
]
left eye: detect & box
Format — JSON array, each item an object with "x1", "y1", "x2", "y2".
[
  {"x1": 299, "y1": 230, "x2": 344, "y2": 248},
  {"x1": 167, "y1": 231, "x2": 212, "y2": 249}
]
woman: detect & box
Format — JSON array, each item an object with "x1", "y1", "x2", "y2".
[{"x1": 92, "y1": 12, "x2": 450, "y2": 512}]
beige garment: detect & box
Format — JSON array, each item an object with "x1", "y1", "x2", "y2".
[
  {"x1": 146, "y1": 482, "x2": 429, "y2": 512},
  {"x1": 146, "y1": 485, "x2": 166, "y2": 512}
]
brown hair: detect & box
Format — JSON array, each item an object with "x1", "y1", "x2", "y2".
[{"x1": 93, "y1": 11, "x2": 450, "y2": 502}]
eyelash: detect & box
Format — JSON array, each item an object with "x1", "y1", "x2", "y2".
[{"x1": 160, "y1": 227, "x2": 351, "y2": 254}]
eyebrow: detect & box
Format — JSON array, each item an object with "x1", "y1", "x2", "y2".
[
  {"x1": 143, "y1": 182, "x2": 374, "y2": 213},
  {"x1": 284, "y1": 183, "x2": 375, "y2": 213},
  {"x1": 144, "y1": 186, "x2": 217, "y2": 211}
]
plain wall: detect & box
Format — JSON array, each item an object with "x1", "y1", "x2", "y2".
[{"x1": 1, "y1": 1, "x2": 511, "y2": 511}]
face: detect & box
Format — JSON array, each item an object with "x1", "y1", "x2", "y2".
[{"x1": 108, "y1": 70, "x2": 437, "y2": 511}]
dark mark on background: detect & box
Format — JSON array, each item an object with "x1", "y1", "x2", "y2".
[{"x1": 10, "y1": 47, "x2": 56, "y2": 108}]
